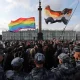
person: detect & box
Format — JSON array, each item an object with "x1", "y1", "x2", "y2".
[
  {"x1": 25, "y1": 53, "x2": 56, "y2": 80},
  {"x1": 73, "y1": 45, "x2": 80, "y2": 79},
  {"x1": 6, "y1": 57, "x2": 27, "y2": 80},
  {"x1": 74, "y1": 45, "x2": 80, "y2": 65},
  {"x1": 0, "y1": 50, "x2": 6, "y2": 80},
  {"x1": 51, "y1": 53, "x2": 75, "y2": 80}
]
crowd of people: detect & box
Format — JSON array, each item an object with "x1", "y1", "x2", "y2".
[{"x1": 0, "y1": 39, "x2": 80, "y2": 80}]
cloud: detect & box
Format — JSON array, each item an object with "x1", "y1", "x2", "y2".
[
  {"x1": 42, "y1": 0, "x2": 65, "y2": 10},
  {"x1": 5, "y1": 0, "x2": 67, "y2": 13},
  {"x1": 70, "y1": 0, "x2": 80, "y2": 8},
  {"x1": 5, "y1": 0, "x2": 35, "y2": 13},
  {"x1": 74, "y1": 23, "x2": 80, "y2": 31},
  {"x1": 0, "y1": 20, "x2": 9, "y2": 31},
  {"x1": 0, "y1": 19, "x2": 10, "y2": 34},
  {"x1": 6, "y1": 0, "x2": 13, "y2": 3},
  {"x1": 0, "y1": 0, "x2": 37, "y2": 14}
]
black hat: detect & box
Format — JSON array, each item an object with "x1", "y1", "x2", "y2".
[
  {"x1": 34, "y1": 53, "x2": 45, "y2": 64},
  {"x1": 74, "y1": 46, "x2": 80, "y2": 52},
  {"x1": 11, "y1": 57, "x2": 24, "y2": 67},
  {"x1": 58, "y1": 53, "x2": 70, "y2": 63}
]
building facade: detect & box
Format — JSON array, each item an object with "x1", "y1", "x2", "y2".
[
  {"x1": 76, "y1": 32, "x2": 80, "y2": 40},
  {"x1": 2, "y1": 30, "x2": 76, "y2": 41}
]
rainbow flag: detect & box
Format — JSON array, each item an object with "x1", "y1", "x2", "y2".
[{"x1": 9, "y1": 17, "x2": 35, "y2": 32}]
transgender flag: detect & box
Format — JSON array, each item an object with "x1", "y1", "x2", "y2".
[{"x1": 8, "y1": 17, "x2": 35, "y2": 32}]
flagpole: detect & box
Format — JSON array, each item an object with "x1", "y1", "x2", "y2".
[{"x1": 59, "y1": 0, "x2": 79, "y2": 40}]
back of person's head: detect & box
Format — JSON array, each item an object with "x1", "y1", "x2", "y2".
[
  {"x1": 74, "y1": 45, "x2": 80, "y2": 52},
  {"x1": 6, "y1": 70, "x2": 14, "y2": 79},
  {"x1": 34, "y1": 53, "x2": 45, "y2": 64},
  {"x1": 58, "y1": 53, "x2": 70, "y2": 64},
  {"x1": 74, "y1": 45, "x2": 80, "y2": 60},
  {"x1": 11, "y1": 57, "x2": 24, "y2": 70}
]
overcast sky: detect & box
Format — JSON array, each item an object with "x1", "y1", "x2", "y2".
[{"x1": 0, "y1": 0, "x2": 80, "y2": 34}]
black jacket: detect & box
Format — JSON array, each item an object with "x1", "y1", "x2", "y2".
[{"x1": 25, "y1": 67, "x2": 56, "y2": 80}]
